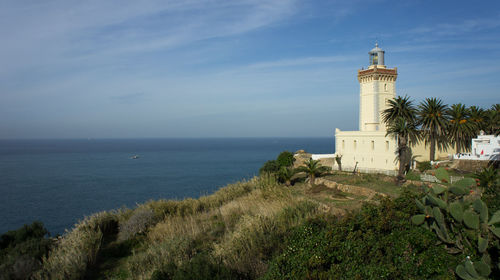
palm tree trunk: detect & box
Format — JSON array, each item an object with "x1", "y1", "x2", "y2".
[
  {"x1": 310, "y1": 174, "x2": 315, "y2": 186},
  {"x1": 456, "y1": 132, "x2": 461, "y2": 154},
  {"x1": 397, "y1": 136, "x2": 408, "y2": 185},
  {"x1": 430, "y1": 136, "x2": 436, "y2": 161}
]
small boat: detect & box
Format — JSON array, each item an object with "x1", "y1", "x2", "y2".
[{"x1": 130, "y1": 155, "x2": 139, "y2": 159}]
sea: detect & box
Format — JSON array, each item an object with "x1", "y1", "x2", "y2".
[{"x1": 0, "y1": 138, "x2": 333, "y2": 235}]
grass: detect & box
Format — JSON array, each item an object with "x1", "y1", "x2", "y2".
[{"x1": 34, "y1": 171, "x2": 414, "y2": 279}]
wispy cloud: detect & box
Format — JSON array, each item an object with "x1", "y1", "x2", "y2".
[
  {"x1": 110, "y1": 92, "x2": 148, "y2": 104},
  {"x1": 407, "y1": 15, "x2": 500, "y2": 36},
  {"x1": 0, "y1": 0, "x2": 298, "y2": 78},
  {"x1": 246, "y1": 55, "x2": 358, "y2": 69}
]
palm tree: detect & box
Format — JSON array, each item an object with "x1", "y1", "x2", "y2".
[
  {"x1": 484, "y1": 104, "x2": 500, "y2": 136},
  {"x1": 382, "y1": 95, "x2": 419, "y2": 185},
  {"x1": 469, "y1": 106, "x2": 486, "y2": 136},
  {"x1": 296, "y1": 158, "x2": 330, "y2": 186},
  {"x1": 418, "y1": 97, "x2": 449, "y2": 161},
  {"x1": 382, "y1": 96, "x2": 418, "y2": 126},
  {"x1": 447, "y1": 103, "x2": 472, "y2": 153},
  {"x1": 277, "y1": 166, "x2": 295, "y2": 186},
  {"x1": 386, "y1": 117, "x2": 419, "y2": 185}
]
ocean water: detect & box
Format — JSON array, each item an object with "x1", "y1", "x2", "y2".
[{"x1": 0, "y1": 138, "x2": 333, "y2": 235}]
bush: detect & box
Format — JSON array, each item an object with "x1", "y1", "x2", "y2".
[
  {"x1": 417, "y1": 161, "x2": 432, "y2": 173},
  {"x1": 259, "y1": 160, "x2": 280, "y2": 175},
  {"x1": 264, "y1": 191, "x2": 461, "y2": 279},
  {"x1": 35, "y1": 211, "x2": 119, "y2": 280},
  {"x1": 0, "y1": 222, "x2": 54, "y2": 280},
  {"x1": 118, "y1": 208, "x2": 157, "y2": 241},
  {"x1": 405, "y1": 170, "x2": 421, "y2": 181},
  {"x1": 150, "y1": 253, "x2": 240, "y2": 280},
  {"x1": 276, "y1": 151, "x2": 295, "y2": 168}
]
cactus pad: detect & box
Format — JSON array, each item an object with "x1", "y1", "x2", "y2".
[
  {"x1": 488, "y1": 210, "x2": 500, "y2": 226},
  {"x1": 431, "y1": 184, "x2": 446, "y2": 195},
  {"x1": 449, "y1": 202, "x2": 463, "y2": 223},
  {"x1": 411, "y1": 214, "x2": 426, "y2": 225},
  {"x1": 434, "y1": 167, "x2": 450, "y2": 183},
  {"x1": 474, "y1": 260, "x2": 491, "y2": 278},
  {"x1": 449, "y1": 185, "x2": 468, "y2": 196},
  {"x1": 463, "y1": 210, "x2": 479, "y2": 229},
  {"x1": 473, "y1": 199, "x2": 488, "y2": 223},
  {"x1": 454, "y1": 177, "x2": 476, "y2": 189}
]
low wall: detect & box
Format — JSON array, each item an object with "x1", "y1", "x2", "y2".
[
  {"x1": 451, "y1": 160, "x2": 491, "y2": 172},
  {"x1": 315, "y1": 178, "x2": 386, "y2": 199}
]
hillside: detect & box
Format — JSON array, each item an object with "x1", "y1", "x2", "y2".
[{"x1": 2, "y1": 164, "x2": 499, "y2": 279}]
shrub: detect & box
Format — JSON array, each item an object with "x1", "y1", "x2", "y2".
[
  {"x1": 213, "y1": 200, "x2": 318, "y2": 279},
  {"x1": 264, "y1": 192, "x2": 461, "y2": 279},
  {"x1": 0, "y1": 222, "x2": 53, "y2": 280},
  {"x1": 417, "y1": 161, "x2": 432, "y2": 172},
  {"x1": 405, "y1": 170, "x2": 421, "y2": 181},
  {"x1": 150, "y1": 253, "x2": 240, "y2": 280},
  {"x1": 276, "y1": 151, "x2": 295, "y2": 168},
  {"x1": 259, "y1": 160, "x2": 280, "y2": 175},
  {"x1": 35, "y1": 211, "x2": 119, "y2": 280},
  {"x1": 411, "y1": 173, "x2": 500, "y2": 279},
  {"x1": 118, "y1": 208, "x2": 157, "y2": 241}
]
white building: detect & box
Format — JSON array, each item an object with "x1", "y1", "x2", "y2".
[
  {"x1": 454, "y1": 133, "x2": 500, "y2": 161},
  {"x1": 313, "y1": 44, "x2": 456, "y2": 172},
  {"x1": 334, "y1": 44, "x2": 399, "y2": 172}
]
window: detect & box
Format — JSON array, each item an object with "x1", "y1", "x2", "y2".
[
  {"x1": 385, "y1": 141, "x2": 389, "y2": 151},
  {"x1": 354, "y1": 140, "x2": 357, "y2": 150},
  {"x1": 342, "y1": 140, "x2": 345, "y2": 149},
  {"x1": 371, "y1": 141, "x2": 375, "y2": 151},
  {"x1": 384, "y1": 83, "x2": 387, "y2": 91}
]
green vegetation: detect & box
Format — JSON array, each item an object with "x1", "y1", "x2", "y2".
[
  {"x1": 1, "y1": 151, "x2": 498, "y2": 279},
  {"x1": 0, "y1": 222, "x2": 54, "y2": 280},
  {"x1": 264, "y1": 192, "x2": 461, "y2": 279},
  {"x1": 259, "y1": 151, "x2": 295, "y2": 176},
  {"x1": 382, "y1": 95, "x2": 420, "y2": 185},
  {"x1": 382, "y1": 97, "x2": 499, "y2": 183},
  {"x1": 418, "y1": 97, "x2": 449, "y2": 161},
  {"x1": 295, "y1": 158, "x2": 331, "y2": 186},
  {"x1": 411, "y1": 166, "x2": 500, "y2": 279},
  {"x1": 417, "y1": 161, "x2": 432, "y2": 172}
]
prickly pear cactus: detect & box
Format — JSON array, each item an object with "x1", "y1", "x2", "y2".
[
  {"x1": 411, "y1": 167, "x2": 500, "y2": 279},
  {"x1": 434, "y1": 167, "x2": 451, "y2": 183}
]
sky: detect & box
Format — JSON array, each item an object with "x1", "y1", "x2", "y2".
[{"x1": 1, "y1": 0, "x2": 499, "y2": 139}]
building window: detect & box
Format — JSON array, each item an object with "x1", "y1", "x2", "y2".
[
  {"x1": 384, "y1": 83, "x2": 387, "y2": 91},
  {"x1": 342, "y1": 140, "x2": 345, "y2": 149},
  {"x1": 354, "y1": 140, "x2": 357, "y2": 150},
  {"x1": 385, "y1": 141, "x2": 389, "y2": 151},
  {"x1": 371, "y1": 141, "x2": 375, "y2": 150}
]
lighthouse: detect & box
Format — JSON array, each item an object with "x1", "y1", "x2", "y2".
[{"x1": 358, "y1": 43, "x2": 398, "y2": 132}]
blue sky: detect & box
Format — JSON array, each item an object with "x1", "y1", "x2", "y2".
[{"x1": 1, "y1": 0, "x2": 499, "y2": 139}]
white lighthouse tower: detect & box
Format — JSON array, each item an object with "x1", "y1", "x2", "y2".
[
  {"x1": 334, "y1": 43, "x2": 399, "y2": 172},
  {"x1": 358, "y1": 43, "x2": 398, "y2": 132}
]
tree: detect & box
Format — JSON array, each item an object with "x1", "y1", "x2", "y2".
[
  {"x1": 386, "y1": 117, "x2": 419, "y2": 185},
  {"x1": 484, "y1": 104, "x2": 500, "y2": 136},
  {"x1": 277, "y1": 166, "x2": 295, "y2": 186},
  {"x1": 259, "y1": 160, "x2": 280, "y2": 175},
  {"x1": 295, "y1": 158, "x2": 330, "y2": 186},
  {"x1": 418, "y1": 97, "x2": 449, "y2": 161},
  {"x1": 276, "y1": 151, "x2": 295, "y2": 168},
  {"x1": 468, "y1": 105, "x2": 486, "y2": 136},
  {"x1": 382, "y1": 95, "x2": 419, "y2": 185},
  {"x1": 447, "y1": 103, "x2": 472, "y2": 153}
]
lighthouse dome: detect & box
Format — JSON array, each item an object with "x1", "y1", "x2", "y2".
[{"x1": 368, "y1": 43, "x2": 385, "y2": 66}]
